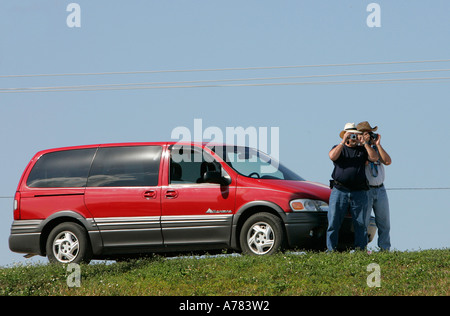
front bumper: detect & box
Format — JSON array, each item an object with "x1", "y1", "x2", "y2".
[{"x1": 284, "y1": 212, "x2": 374, "y2": 250}]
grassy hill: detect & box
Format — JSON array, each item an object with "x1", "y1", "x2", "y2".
[{"x1": 1, "y1": 249, "x2": 448, "y2": 296}]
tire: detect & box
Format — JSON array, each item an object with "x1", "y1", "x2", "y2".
[
  {"x1": 46, "y1": 222, "x2": 92, "y2": 264},
  {"x1": 240, "y1": 212, "x2": 284, "y2": 256}
]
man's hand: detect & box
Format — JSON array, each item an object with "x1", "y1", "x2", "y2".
[
  {"x1": 363, "y1": 132, "x2": 379, "y2": 162},
  {"x1": 343, "y1": 131, "x2": 351, "y2": 142},
  {"x1": 374, "y1": 133, "x2": 381, "y2": 146},
  {"x1": 374, "y1": 134, "x2": 392, "y2": 165},
  {"x1": 362, "y1": 132, "x2": 371, "y2": 145}
]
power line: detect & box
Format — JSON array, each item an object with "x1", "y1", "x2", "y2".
[
  {"x1": 1, "y1": 76, "x2": 450, "y2": 93},
  {"x1": 2, "y1": 68, "x2": 450, "y2": 93},
  {"x1": 1, "y1": 58, "x2": 450, "y2": 78},
  {"x1": 1, "y1": 58, "x2": 449, "y2": 93}
]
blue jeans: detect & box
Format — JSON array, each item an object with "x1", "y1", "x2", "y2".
[
  {"x1": 327, "y1": 187, "x2": 368, "y2": 251},
  {"x1": 365, "y1": 185, "x2": 391, "y2": 250}
]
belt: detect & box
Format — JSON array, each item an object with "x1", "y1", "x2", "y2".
[
  {"x1": 332, "y1": 180, "x2": 369, "y2": 191},
  {"x1": 369, "y1": 183, "x2": 384, "y2": 188}
]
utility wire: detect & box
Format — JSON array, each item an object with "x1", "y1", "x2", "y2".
[
  {"x1": 1, "y1": 76, "x2": 450, "y2": 93},
  {"x1": 1, "y1": 58, "x2": 450, "y2": 78},
  {"x1": 2, "y1": 68, "x2": 450, "y2": 93}
]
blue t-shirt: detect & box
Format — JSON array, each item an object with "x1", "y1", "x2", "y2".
[{"x1": 331, "y1": 144, "x2": 369, "y2": 191}]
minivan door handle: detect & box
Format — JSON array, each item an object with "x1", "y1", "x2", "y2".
[
  {"x1": 165, "y1": 189, "x2": 178, "y2": 199},
  {"x1": 143, "y1": 190, "x2": 157, "y2": 199}
]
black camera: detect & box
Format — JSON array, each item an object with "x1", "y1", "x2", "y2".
[{"x1": 370, "y1": 132, "x2": 378, "y2": 140}]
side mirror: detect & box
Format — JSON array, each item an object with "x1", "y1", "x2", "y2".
[{"x1": 203, "y1": 171, "x2": 231, "y2": 186}]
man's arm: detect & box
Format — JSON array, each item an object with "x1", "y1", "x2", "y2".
[
  {"x1": 329, "y1": 133, "x2": 348, "y2": 161},
  {"x1": 374, "y1": 134, "x2": 392, "y2": 165},
  {"x1": 329, "y1": 143, "x2": 343, "y2": 161},
  {"x1": 362, "y1": 132, "x2": 379, "y2": 162}
]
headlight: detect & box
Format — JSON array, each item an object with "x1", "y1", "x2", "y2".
[{"x1": 290, "y1": 199, "x2": 328, "y2": 212}]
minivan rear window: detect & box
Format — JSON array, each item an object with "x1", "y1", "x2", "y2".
[
  {"x1": 27, "y1": 148, "x2": 96, "y2": 188},
  {"x1": 87, "y1": 146, "x2": 162, "y2": 187}
]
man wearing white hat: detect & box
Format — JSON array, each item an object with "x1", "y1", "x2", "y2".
[{"x1": 327, "y1": 123, "x2": 379, "y2": 251}]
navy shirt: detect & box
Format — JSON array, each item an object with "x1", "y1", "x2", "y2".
[{"x1": 331, "y1": 144, "x2": 369, "y2": 191}]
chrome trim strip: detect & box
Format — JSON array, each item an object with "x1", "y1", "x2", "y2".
[
  {"x1": 161, "y1": 215, "x2": 233, "y2": 228},
  {"x1": 97, "y1": 228, "x2": 161, "y2": 233},
  {"x1": 87, "y1": 215, "x2": 234, "y2": 231},
  {"x1": 162, "y1": 225, "x2": 227, "y2": 230},
  {"x1": 88, "y1": 216, "x2": 159, "y2": 227},
  {"x1": 161, "y1": 215, "x2": 232, "y2": 222},
  {"x1": 93, "y1": 216, "x2": 160, "y2": 222},
  {"x1": 87, "y1": 216, "x2": 161, "y2": 232}
]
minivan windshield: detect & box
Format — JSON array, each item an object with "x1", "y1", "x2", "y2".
[{"x1": 210, "y1": 146, "x2": 304, "y2": 181}]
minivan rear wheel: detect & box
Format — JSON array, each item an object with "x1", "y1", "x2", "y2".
[
  {"x1": 240, "y1": 213, "x2": 284, "y2": 255},
  {"x1": 46, "y1": 222, "x2": 92, "y2": 264}
]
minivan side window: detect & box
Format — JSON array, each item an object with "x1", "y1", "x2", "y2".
[
  {"x1": 87, "y1": 146, "x2": 162, "y2": 187},
  {"x1": 26, "y1": 148, "x2": 96, "y2": 188},
  {"x1": 169, "y1": 146, "x2": 221, "y2": 184}
]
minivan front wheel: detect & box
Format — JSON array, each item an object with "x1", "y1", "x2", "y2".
[
  {"x1": 240, "y1": 213, "x2": 284, "y2": 255},
  {"x1": 46, "y1": 222, "x2": 92, "y2": 264}
]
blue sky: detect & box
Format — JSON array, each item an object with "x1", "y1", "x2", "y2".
[{"x1": 1, "y1": 1, "x2": 449, "y2": 266}]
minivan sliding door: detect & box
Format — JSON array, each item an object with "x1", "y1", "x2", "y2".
[{"x1": 84, "y1": 145, "x2": 163, "y2": 251}]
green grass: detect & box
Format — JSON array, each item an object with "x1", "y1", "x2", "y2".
[{"x1": 1, "y1": 249, "x2": 448, "y2": 296}]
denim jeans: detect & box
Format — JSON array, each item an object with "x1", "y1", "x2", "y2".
[
  {"x1": 365, "y1": 185, "x2": 391, "y2": 250},
  {"x1": 327, "y1": 187, "x2": 368, "y2": 251}
]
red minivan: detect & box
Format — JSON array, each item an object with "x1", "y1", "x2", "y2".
[{"x1": 9, "y1": 142, "x2": 373, "y2": 264}]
